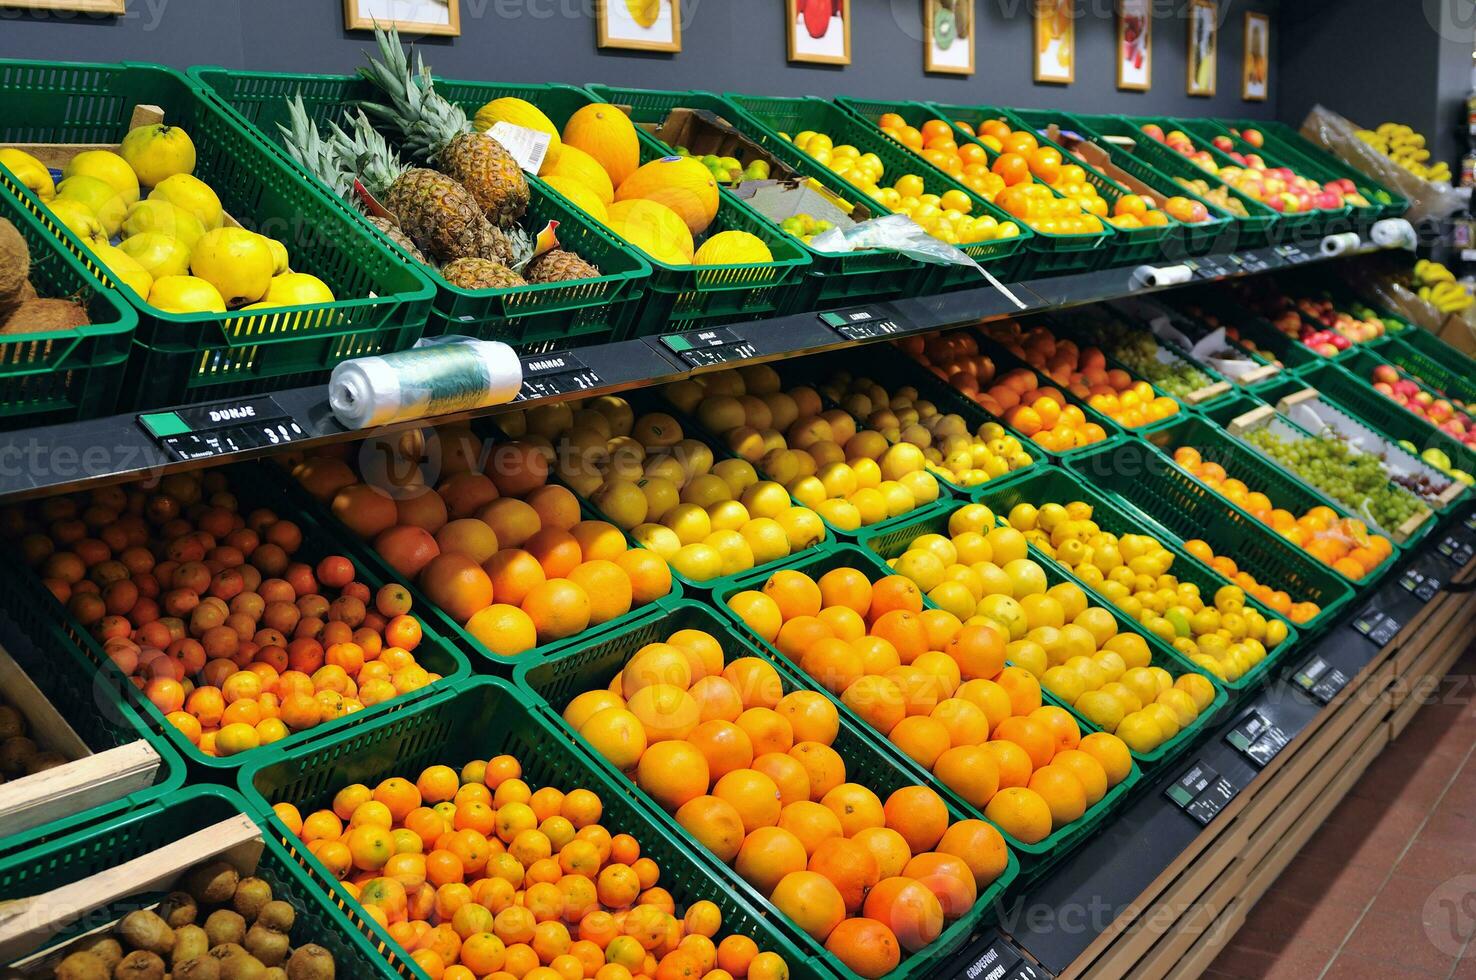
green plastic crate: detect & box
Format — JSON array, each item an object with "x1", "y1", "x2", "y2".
[
  {"x1": 0, "y1": 786, "x2": 398, "y2": 977},
  {"x1": 1139, "y1": 412, "x2": 1397, "y2": 587},
  {"x1": 586, "y1": 84, "x2": 936, "y2": 313},
  {"x1": 0, "y1": 60, "x2": 435, "y2": 409},
  {"x1": 970, "y1": 466, "x2": 1299, "y2": 694},
  {"x1": 514, "y1": 599, "x2": 1021, "y2": 980},
  {"x1": 1064, "y1": 440, "x2": 1356, "y2": 636},
  {"x1": 708, "y1": 543, "x2": 1142, "y2": 861},
  {"x1": 191, "y1": 67, "x2": 652, "y2": 355},
  {"x1": 0, "y1": 181, "x2": 135, "y2": 428},
  {"x1": 991, "y1": 107, "x2": 1239, "y2": 257},
  {"x1": 236, "y1": 676, "x2": 824, "y2": 980},
  {"x1": 1219, "y1": 119, "x2": 1409, "y2": 220},
  {"x1": 719, "y1": 94, "x2": 1040, "y2": 284},
  {"x1": 1388, "y1": 323, "x2": 1476, "y2": 384},
  {"x1": 1068, "y1": 114, "x2": 1280, "y2": 250},
  {"x1": 0, "y1": 603, "x2": 185, "y2": 859},
  {"x1": 1159, "y1": 288, "x2": 1327, "y2": 378},
  {"x1": 0, "y1": 463, "x2": 471, "y2": 773},
  {"x1": 854, "y1": 502, "x2": 1229, "y2": 765},
  {"x1": 921, "y1": 102, "x2": 1193, "y2": 266}
]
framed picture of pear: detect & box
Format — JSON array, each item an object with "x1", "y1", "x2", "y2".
[
  {"x1": 925, "y1": 0, "x2": 974, "y2": 75},
  {"x1": 343, "y1": 0, "x2": 459, "y2": 37},
  {"x1": 598, "y1": 0, "x2": 681, "y2": 52},
  {"x1": 0, "y1": 0, "x2": 125, "y2": 11}
]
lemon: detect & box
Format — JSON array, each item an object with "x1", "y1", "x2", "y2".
[
  {"x1": 927, "y1": 581, "x2": 975, "y2": 621},
  {"x1": 120, "y1": 123, "x2": 196, "y2": 187},
  {"x1": 739, "y1": 518, "x2": 790, "y2": 564},
  {"x1": 634, "y1": 477, "x2": 680, "y2": 523},
  {"x1": 670, "y1": 543, "x2": 723, "y2": 581},
  {"x1": 1100, "y1": 682, "x2": 1142, "y2": 714},
  {"x1": 681, "y1": 473, "x2": 731, "y2": 508},
  {"x1": 1074, "y1": 690, "x2": 1126, "y2": 732},
  {"x1": 190, "y1": 227, "x2": 274, "y2": 306},
  {"x1": 1264, "y1": 619, "x2": 1288, "y2": 648},
  {"x1": 1174, "y1": 673, "x2": 1217, "y2": 712},
  {"x1": 1092, "y1": 651, "x2": 1127, "y2": 683},
  {"x1": 775, "y1": 507, "x2": 825, "y2": 551},
  {"x1": 894, "y1": 549, "x2": 945, "y2": 591},
  {"x1": 1156, "y1": 688, "x2": 1199, "y2": 727},
  {"x1": 147, "y1": 275, "x2": 226, "y2": 314},
  {"x1": 632, "y1": 523, "x2": 681, "y2": 559},
  {"x1": 661, "y1": 503, "x2": 712, "y2": 545},
  {"x1": 263, "y1": 272, "x2": 334, "y2": 306},
  {"x1": 789, "y1": 476, "x2": 826, "y2": 509},
  {"x1": 705, "y1": 499, "x2": 750, "y2": 532},
  {"x1": 1006, "y1": 639, "x2": 1048, "y2": 676},
  {"x1": 976, "y1": 594, "x2": 1027, "y2": 640},
  {"x1": 63, "y1": 150, "x2": 139, "y2": 205},
  {"x1": 949, "y1": 503, "x2": 995, "y2": 536},
  {"x1": 591, "y1": 479, "x2": 647, "y2": 530},
  {"x1": 1116, "y1": 711, "x2": 1163, "y2": 753},
  {"x1": 1143, "y1": 702, "x2": 1181, "y2": 739},
  {"x1": 56, "y1": 175, "x2": 127, "y2": 236},
  {"x1": 119, "y1": 233, "x2": 192, "y2": 279},
  {"x1": 704, "y1": 529, "x2": 755, "y2": 577},
  {"x1": 1041, "y1": 665, "x2": 1087, "y2": 704},
  {"x1": 1120, "y1": 667, "x2": 1160, "y2": 707},
  {"x1": 740, "y1": 481, "x2": 790, "y2": 520},
  {"x1": 150, "y1": 174, "x2": 223, "y2": 230},
  {"x1": 1003, "y1": 558, "x2": 1048, "y2": 598},
  {"x1": 815, "y1": 498, "x2": 860, "y2": 531}
]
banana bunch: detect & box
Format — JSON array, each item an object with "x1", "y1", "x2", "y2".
[
  {"x1": 1356, "y1": 123, "x2": 1451, "y2": 182},
  {"x1": 1414, "y1": 260, "x2": 1473, "y2": 311}
]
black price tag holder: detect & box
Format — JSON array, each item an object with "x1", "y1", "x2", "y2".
[
  {"x1": 514, "y1": 352, "x2": 603, "y2": 402},
  {"x1": 818, "y1": 307, "x2": 909, "y2": 341},
  {"x1": 1225, "y1": 709, "x2": 1290, "y2": 768},
  {"x1": 1165, "y1": 759, "x2": 1241, "y2": 825},
  {"x1": 1399, "y1": 566, "x2": 1442, "y2": 601},
  {"x1": 661, "y1": 328, "x2": 760, "y2": 367},
  {"x1": 139, "y1": 396, "x2": 307, "y2": 461},
  {"x1": 1291, "y1": 653, "x2": 1353, "y2": 703},
  {"x1": 948, "y1": 932, "x2": 1052, "y2": 980}
]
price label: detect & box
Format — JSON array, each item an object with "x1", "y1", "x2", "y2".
[
  {"x1": 1437, "y1": 534, "x2": 1475, "y2": 567},
  {"x1": 139, "y1": 396, "x2": 307, "y2": 461},
  {"x1": 1238, "y1": 253, "x2": 1270, "y2": 274},
  {"x1": 1165, "y1": 759, "x2": 1240, "y2": 825},
  {"x1": 1292, "y1": 654, "x2": 1352, "y2": 703},
  {"x1": 1351, "y1": 608, "x2": 1402, "y2": 648},
  {"x1": 819, "y1": 307, "x2": 908, "y2": 341},
  {"x1": 1274, "y1": 244, "x2": 1311, "y2": 264},
  {"x1": 1193, "y1": 256, "x2": 1235, "y2": 280},
  {"x1": 1400, "y1": 567, "x2": 1442, "y2": 601},
  {"x1": 1464, "y1": 513, "x2": 1476, "y2": 532},
  {"x1": 514, "y1": 352, "x2": 602, "y2": 402},
  {"x1": 1225, "y1": 710, "x2": 1289, "y2": 768},
  {"x1": 952, "y1": 938, "x2": 1021, "y2": 980},
  {"x1": 662, "y1": 328, "x2": 759, "y2": 367}
]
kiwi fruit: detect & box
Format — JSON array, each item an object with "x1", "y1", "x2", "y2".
[
  {"x1": 243, "y1": 924, "x2": 290, "y2": 967},
  {"x1": 233, "y1": 877, "x2": 273, "y2": 922},
  {"x1": 117, "y1": 909, "x2": 174, "y2": 956},
  {"x1": 174, "y1": 957, "x2": 222, "y2": 980},
  {"x1": 159, "y1": 890, "x2": 199, "y2": 927},
  {"x1": 0, "y1": 218, "x2": 29, "y2": 311},
  {"x1": 0, "y1": 736, "x2": 36, "y2": 776},
  {"x1": 184, "y1": 860, "x2": 240, "y2": 904},
  {"x1": 264, "y1": 970, "x2": 287, "y2": 980},
  {"x1": 204, "y1": 908, "x2": 247, "y2": 948},
  {"x1": 208, "y1": 944, "x2": 248, "y2": 962},
  {"x1": 0, "y1": 297, "x2": 89, "y2": 335},
  {"x1": 72, "y1": 935, "x2": 123, "y2": 972},
  {"x1": 255, "y1": 901, "x2": 294, "y2": 934},
  {"x1": 53, "y1": 950, "x2": 108, "y2": 980},
  {"x1": 113, "y1": 949, "x2": 166, "y2": 980},
  {"x1": 26, "y1": 749, "x2": 68, "y2": 773},
  {"x1": 0, "y1": 705, "x2": 23, "y2": 740},
  {"x1": 216, "y1": 953, "x2": 268, "y2": 980},
  {"x1": 173, "y1": 923, "x2": 210, "y2": 965},
  {"x1": 284, "y1": 945, "x2": 335, "y2": 980}
]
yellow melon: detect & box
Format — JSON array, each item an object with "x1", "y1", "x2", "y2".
[
  {"x1": 473, "y1": 97, "x2": 562, "y2": 169},
  {"x1": 606, "y1": 199, "x2": 694, "y2": 266},
  {"x1": 541, "y1": 176, "x2": 609, "y2": 224},
  {"x1": 615, "y1": 156, "x2": 720, "y2": 235},
  {"x1": 693, "y1": 231, "x2": 774, "y2": 266},
  {"x1": 562, "y1": 103, "x2": 641, "y2": 190},
  {"x1": 543, "y1": 145, "x2": 616, "y2": 205}
]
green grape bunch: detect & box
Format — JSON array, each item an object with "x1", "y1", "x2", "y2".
[{"x1": 1244, "y1": 427, "x2": 1426, "y2": 530}]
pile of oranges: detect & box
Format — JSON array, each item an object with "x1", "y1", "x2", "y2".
[
  {"x1": 561, "y1": 624, "x2": 1009, "y2": 978},
  {"x1": 903, "y1": 332, "x2": 1110, "y2": 454},
  {"x1": 874, "y1": 114, "x2": 1105, "y2": 236},
  {"x1": 727, "y1": 565, "x2": 1135, "y2": 848},
  {"x1": 1180, "y1": 536, "x2": 1320, "y2": 625},
  {"x1": 274, "y1": 755, "x2": 791, "y2": 980},
  {"x1": 1170, "y1": 446, "x2": 1394, "y2": 582},
  {"x1": 880, "y1": 506, "x2": 1218, "y2": 755},
  {"x1": 291, "y1": 422, "x2": 672, "y2": 658},
  {"x1": 10, "y1": 471, "x2": 442, "y2": 757},
  {"x1": 981, "y1": 321, "x2": 1181, "y2": 430}
]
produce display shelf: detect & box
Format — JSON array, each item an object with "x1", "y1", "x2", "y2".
[
  {"x1": 1387, "y1": 322, "x2": 1476, "y2": 384},
  {"x1": 514, "y1": 599, "x2": 1022, "y2": 980},
  {"x1": 0, "y1": 59, "x2": 436, "y2": 410}
]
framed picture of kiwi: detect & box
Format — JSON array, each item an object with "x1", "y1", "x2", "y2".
[
  {"x1": 598, "y1": 0, "x2": 682, "y2": 53},
  {"x1": 1243, "y1": 11, "x2": 1269, "y2": 101},
  {"x1": 925, "y1": 0, "x2": 975, "y2": 75},
  {"x1": 1186, "y1": 0, "x2": 1217, "y2": 97},
  {"x1": 1116, "y1": 0, "x2": 1150, "y2": 91},
  {"x1": 789, "y1": 0, "x2": 851, "y2": 66},
  {"x1": 1034, "y1": 0, "x2": 1075, "y2": 84},
  {"x1": 0, "y1": 0, "x2": 125, "y2": 12},
  {"x1": 343, "y1": 0, "x2": 460, "y2": 37}
]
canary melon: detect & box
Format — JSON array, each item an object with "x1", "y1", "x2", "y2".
[
  {"x1": 694, "y1": 231, "x2": 773, "y2": 266},
  {"x1": 606, "y1": 199, "x2": 694, "y2": 266},
  {"x1": 615, "y1": 156, "x2": 720, "y2": 235},
  {"x1": 562, "y1": 103, "x2": 641, "y2": 189},
  {"x1": 543, "y1": 145, "x2": 616, "y2": 205},
  {"x1": 473, "y1": 97, "x2": 563, "y2": 170},
  {"x1": 541, "y1": 175, "x2": 609, "y2": 224}
]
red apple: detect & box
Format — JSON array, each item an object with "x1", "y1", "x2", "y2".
[
  {"x1": 1213, "y1": 135, "x2": 1234, "y2": 152},
  {"x1": 1243, "y1": 129, "x2": 1264, "y2": 148},
  {"x1": 1372, "y1": 365, "x2": 1399, "y2": 385},
  {"x1": 1141, "y1": 123, "x2": 1165, "y2": 142}
]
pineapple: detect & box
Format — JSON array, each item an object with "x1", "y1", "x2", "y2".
[
  {"x1": 358, "y1": 25, "x2": 529, "y2": 229},
  {"x1": 365, "y1": 215, "x2": 428, "y2": 266},
  {"x1": 525, "y1": 249, "x2": 601, "y2": 284},
  {"x1": 442, "y1": 257, "x2": 527, "y2": 290}
]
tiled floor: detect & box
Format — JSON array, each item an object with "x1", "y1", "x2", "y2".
[{"x1": 1205, "y1": 642, "x2": 1476, "y2": 979}]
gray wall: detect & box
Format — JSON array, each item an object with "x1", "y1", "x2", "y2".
[{"x1": 1, "y1": 0, "x2": 1280, "y2": 119}]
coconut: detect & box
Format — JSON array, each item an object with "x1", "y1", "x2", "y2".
[
  {"x1": 0, "y1": 298, "x2": 90, "y2": 335},
  {"x1": 0, "y1": 218, "x2": 30, "y2": 310}
]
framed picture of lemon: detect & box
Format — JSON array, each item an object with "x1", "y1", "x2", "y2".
[
  {"x1": 343, "y1": 0, "x2": 459, "y2": 37},
  {"x1": 0, "y1": 0, "x2": 124, "y2": 12},
  {"x1": 599, "y1": 0, "x2": 681, "y2": 52},
  {"x1": 1034, "y1": 0, "x2": 1074, "y2": 84}
]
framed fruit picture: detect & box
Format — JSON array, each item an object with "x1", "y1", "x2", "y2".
[
  {"x1": 1035, "y1": 0, "x2": 1074, "y2": 84},
  {"x1": 0, "y1": 0, "x2": 124, "y2": 11},
  {"x1": 925, "y1": 0, "x2": 975, "y2": 75},
  {"x1": 1186, "y1": 0, "x2": 1217, "y2": 96},
  {"x1": 1243, "y1": 11, "x2": 1269, "y2": 101},
  {"x1": 598, "y1": 0, "x2": 681, "y2": 52},
  {"x1": 344, "y1": 0, "x2": 459, "y2": 37},
  {"x1": 1117, "y1": 0, "x2": 1150, "y2": 91},
  {"x1": 789, "y1": 0, "x2": 851, "y2": 66}
]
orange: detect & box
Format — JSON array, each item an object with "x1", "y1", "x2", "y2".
[
  {"x1": 1078, "y1": 731, "x2": 1133, "y2": 786},
  {"x1": 686, "y1": 719, "x2": 755, "y2": 780},
  {"x1": 936, "y1": 819, "x2": 1010, "y2": 890},
  {"x1": 870, "y1": 610, "x2": 929, "y2": 665},
  {"x1": 825, "y1": 918, "x2": 901, "y2": 980},
  {"x1": 945, "y1": 623, "x2": 1007, "y2": 681},
  {"x1": 852, "y1": 826, "x2": 912, "y2": 881},
  {"x1": 466, "y1": 604, "x2": 538, "y2": 658},
  {"x1": 982, "y1": 740, "x2": 1032, "y2": 789},
  {"x1": 595, "y1": 862, "x2": 641, "y2": 908},
  {"x1": 882, "y1": 786, "x2": 949, "y2": 853},
  {"x1": 522, "y1": 579, "x2": 592, "y2": 641},
  {"x1": 728, "y1": 590, "x2": 783, "y2": 643},
  {"x1": 734, "y1": 825, "x2": 807, "y2": 894},
  {"x1": 863, "y1": 877, "x2": 944, "y2": 953},
  {"x1": 569, "y1": 560, "x2": 634, "y2": 625},
  {"x1": 1028, "y1": 705, "x2": 1081, "y2": 754},
  {"x1": 841, "y1": 676, "x2": 906, "y2": 734},
  {"x1": 851, "y1": 636, "x2": 901, "y2": 676},
  {"x1": 931, "y1": 699, "x2": 989, "y2": 747},
  {"x1": 483, "y1": 550, "x2": 546, "y2": 607},
  {"x1": 689, "y1": 675, "x2": 744, "y2": 722},
  {"x1": 904, "y1": 852, "x2": 977, "y2": 919},
  {"x1": 888, "y1": 716, "x2": 951, "y2": 770},
  {"x1": 713, "y1": 768, "x2": 783, "y2": 833},
  {"x1": 578, "y1": 707, "x2": 648, "y2": 770},
  {"x1": 995, "y1": 666, "x2": 1043, "y2": 717},
  {"x1": 762, "y1": 570, "x2": 822, "y2": 620},
  {"x1": 776, "y1": 800, "x2": 844, "y2": 856},
  {"x1": 800, "y1": 637, "x2": 864, "y2": 695},
  {"x1": 820, "y1": 782, "x2": 885, "y2": 836},
  {"x1": 1027, "y1": 764, "x2": 1087, "y2": 828},
  {"x1": 374, "y1": 777, "x2": 422, "y2": 821},
  {"x1": 737, "y1": 708, "x2": 794, "y2": 757},
  {"x1": 808, "y1": 836, "x2": 879, "y2": 914},
  {"x1": 622, "y1": 643, "x2": 694, "y2": 697},
  {"x1": 668, "y1": 628, "x2": 725, "y2": 681},
  {"x1": 984, "y1": 786, "x2": 1053, "y2": 844},
  {"x1": 1051, "y1": 749, "x2": 1108, "y2": 806},
  {"x1": 817, "y1": 567, "x2": 872, "y2": 615},
  {"x1": 723, "y1": 658, "x2": 784, "y2": 710},
  {"x1": 991, "y1": 716, "x2": 1055, "y2": 770},
  {"x1": 616, "y1": 549, "x2": 672, "y2": 605},
  {"x1": 771, "y1": 870, "x2": 846, "y2": 941},
  {"x1": 776, "y1": 691, "x2": 840, "y2": 744},
  {"x1": 627, "y1": 684, "x2": 700, "y2": 741},
  {"x1": 933, "y1": 745, "x2": 1000, "y2": 808},
  {"x1": 789, "y1": 742, "x2": 846, "y2": 800},
  {"x1": 636, "y1": 740, "x2": 710, "y2": 811},
  {"x1": 775, "y1": 616, "x2": 835, "y2": 664},
  {"x1": 868, "y1": 576, "x2": 924, "y2": 619},
  {"x1": 716, "y1": 936, "x2": 758, "y2": 977},
  {"x1": 956, "y1": 679, "x2": 1013, "y2": 730},
  {"x1": 527, "y1": 484, "x2": 581, "y2": 531}
]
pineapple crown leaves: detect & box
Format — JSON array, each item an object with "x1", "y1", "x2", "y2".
[
  {"x1": 357, "y1": 21, "x2": 472, "y2": 165},
  {"x1": 506, "y1": 224, "x2": 536, "y2": 273},
  {"x1": 277, "y1": 93, "x2": 356, "y2": 201},
  {"x1": 329, "y1": 110, "x2": 412, "y2": 202}
]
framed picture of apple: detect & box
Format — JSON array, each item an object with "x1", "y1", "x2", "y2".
[
  {"x1": 1035, "y1": 0, "x2": 1074, "y2": 84},
  {"x1": 1117, "y1": 0, "x2": 1150, "y2": 91},
  {"x1": 343, "y1": 0, "x2": 459, "y2": 36},
  {"x1": 789, "y1": 0, "x2": 851, "y2": 66},
  {"x1": 1186, "y1": 0, "x2": 1216, "y2": 96},
  {"x1": 925, "y1": 0, "x2": 974, "y2": 75},
  {"x1": 1243, "y1": 11, "x2": 1269, "y2": 101},
  {"x1": 598, "y1": 0, "x2": 681, "y2": 52}
]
